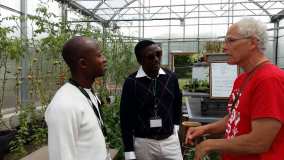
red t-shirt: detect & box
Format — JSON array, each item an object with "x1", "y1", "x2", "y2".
[{"x1": 223, "y1": 63, "x2": 284, "y2": 160}]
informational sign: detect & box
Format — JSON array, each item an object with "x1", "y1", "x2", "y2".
[
  {"x1": 210, "y1": 62, "x2": 238, "y2": 98},
  {"x1": 192, "y1": 64, "x2": 209, "y2": 81}
]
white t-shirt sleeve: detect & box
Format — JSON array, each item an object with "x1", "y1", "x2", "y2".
[{"x1": 45, "y1": 97, "x2": 81, "y2": 160}]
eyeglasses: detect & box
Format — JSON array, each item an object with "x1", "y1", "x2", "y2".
[{"x1": 224, "y1": 36, "x2": 251, "y2": 44}]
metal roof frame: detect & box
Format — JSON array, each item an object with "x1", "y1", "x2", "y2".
[
  {"x1": 56, "y1": 0, "x2": 284, "y2": 26},
  {"x1": 55, "y1": 0, "x2": 105, "y2": 23}
]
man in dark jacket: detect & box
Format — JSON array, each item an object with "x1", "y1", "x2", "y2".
[{"x1": 120, "y1": 40, "x2": 183, "y2": 160}]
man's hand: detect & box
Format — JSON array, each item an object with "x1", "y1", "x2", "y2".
[
  {"x1": 185, "y1": 125, "x2": 207, "y2": 145},
  {"x1": 194, "y1": 139, "x2": 213, "y2": 160}
]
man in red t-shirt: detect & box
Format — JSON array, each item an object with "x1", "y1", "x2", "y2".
[{"x1": 185, "y1": 17, "x2": 284, "y2": 160}]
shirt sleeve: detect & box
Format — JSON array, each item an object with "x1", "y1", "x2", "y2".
[
  {"x1": 120, "y1": 78, "x2": 136, "y2": 152},
  {"x1": 172, "y1": 74, "x2": 182, "y2": 125},
  {"x1": 45, "y1": 101, "x2": 80, "y2": 160},
  {"x1": 250, "y1": 77, "x2": 284, "y2": 123},
  {"x1": 124, "y1": 151, "x2": 136, "y2": 160}
]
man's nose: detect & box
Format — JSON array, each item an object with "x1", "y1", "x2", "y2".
[
  {"x1": 223, "y1": 44, "x2": 229, "y2": 53},
  {"x1": 103, "y1": 55, "x2": 107, "y2": 63},
  {"x1": 154, "y1": 56, "x2": 159, "y2": 62}
]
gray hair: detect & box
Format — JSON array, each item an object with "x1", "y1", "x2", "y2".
[{"x1": 235, "y1": 17, "x2": 268, "y2": 51}]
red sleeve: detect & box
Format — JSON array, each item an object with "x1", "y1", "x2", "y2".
[{"x1": 250, "y1": 77, "x2": 284, "y2": 123}]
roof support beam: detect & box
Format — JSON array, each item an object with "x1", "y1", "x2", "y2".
[
  {"x1": 93, "y1": 0, "x2": 107, "y2": 14},
  {"x1": 55, "y1": 0, "x2": 105, "y2": 23},
  {"x1": 248, "y1": 0, "x2": 271, "y2": 17},
  {"x1": 271, "y1": 9, "x2": 284, "y2": 22},
  {"x1": 108, "y1": 0, "x2": 136, "y2": 21}
]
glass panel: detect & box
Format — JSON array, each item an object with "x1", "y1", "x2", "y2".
[
  {"x1": 0, "y1": 59, "x2": 17, "y2": 110},
  {"x1": 144, "y1": 26, "x2": 169, "y2": 39},
  {"x1": 27, "y1": 0, "x2": 61, "y2": 16},
  {"x1": 170, "y1": 41, "x2": 198, "y2": 53},
  {"x1": 170, "y1": 26, "x2": 184, "y2": 39},
  {"x1": 266, "y1": 35, "x2": 273, "y2": 61},
  {"x1": 106, "y1": 0, "x2": 127, "y2": 8},
  {"x1": 0, "y1": 9, "x2": 20, "y2": 37},
  {"x1": 277, "y1": 19, "x2": 284, "y2": 68},
  {"x1": 0, "y1": 78, "x2": 17, "y2": 110},
  {"x1": 198, "y1": 25, "x2": 227, "y2": 38},
  {"x1": 119, "y1": 26, "x2": 139, "y2": 37},
  {"x1": 68, "y1": 10, "x2": 85, "y2": 21},
  {"x1": 77, "y1": 1, "x2": 100, "y2": 9},
  {"x1": 0, "y1": 0, "x2": 20, "y2": 11},
  {"x1": 185, "y1": 26, "x2": 198, "y2": 38},
  {"x1": 96, "y1": 10, "x2": 111, "y2": 20}
]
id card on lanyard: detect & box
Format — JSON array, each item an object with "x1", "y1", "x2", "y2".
[
  {"x1": 150, "y1": 118, "x2": 162, "y2": 128},
  {"x1": 149, "y1": 78, "x2": 162, "y2": 128}
]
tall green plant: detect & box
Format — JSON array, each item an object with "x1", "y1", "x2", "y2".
[
  {"x1": 0, "y1": 24, "x2": 24, "y2": 119},
  {"x1": 1, "y1": 2, "x2": 136, "y2": 158},
  {"x1": 101, "y1": 97, "x2": 123, "y2": 159}
]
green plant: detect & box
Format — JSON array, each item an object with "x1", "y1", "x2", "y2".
[
  {"x1": 0, "y1": 1, "x2": 135, "y2": 158},
  {"x1": 101, "y1": 96, "x2": 123, "y2": 160},
  {"x1": 204, "y1": 41, "x2": 223, "y2": 54},
  {"x1": 9, "y1": 106, "x2": 30, "y2": 158},
  {"x1": 183, "y1": 79, "x2": 209, "y2": 93},
  {"x1": 184, "y1": 147, "x2": 220, "y2": 160},
  {"x1": 9, "y1": 103, "x2": 47, "y2": 158},
  {"x1": 0, "y1": 25, "x2": 24, "y2": 119}
]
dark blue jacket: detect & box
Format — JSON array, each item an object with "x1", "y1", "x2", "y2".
[{"x1": 120, "y1": 68, "x2": 182, "y2": 152}]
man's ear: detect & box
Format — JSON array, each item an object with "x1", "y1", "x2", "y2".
[
  {"x1": 78, "y1": 58, "x2": 88, "y2": 69},
  {"x1": 137, "y1": 58, "x2": 143, "y2": 65},
  {"x1": 250, "y1": 36, "x2": 259, "y2": 50}
]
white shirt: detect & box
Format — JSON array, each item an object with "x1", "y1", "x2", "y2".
[
  {"x1": 45, "y1": 83, "x2": 108, "y2": 160},
  {"x1": 135, "y1": 66, "x2": 166, "y2": 78}
]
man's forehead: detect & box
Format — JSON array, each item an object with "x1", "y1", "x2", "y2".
[
  {"x1": 145, "y1": 44, "x2": 160, "y2": 50},
  {"x1": 144, "y1": 44, "x2": 161, "y2": 52},
  {"x1": 227, "y1": 25, "x2": 239, "y2": 36}
]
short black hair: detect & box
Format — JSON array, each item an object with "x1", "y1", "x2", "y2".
[{"x1": 134, "y1": 40, "x2": 156, "y2": 63}]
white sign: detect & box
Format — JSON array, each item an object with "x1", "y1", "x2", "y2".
[
  {"x1": 192, "y1": 65, "x2": 209, "y2": 81},
  {"x1": 210, "y1": 63, "x2": 238, "y2": 98}
]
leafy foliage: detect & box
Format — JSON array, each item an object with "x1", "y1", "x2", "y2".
[
  {"x1": 183, "y1": 79, "x2": 209, "y2": 93},
  {"x1": 101, "y1": 97, "x2": 123, "y2": 159},
  {"x1": 174, "y1": 54, "x2": 202, "y2": 79},
  {"x1": 204, "y1": 41, "x2": 223, "y2": 53},
  {"x1": 0, "y1": 2, "x2": 136, "y2": 159}
]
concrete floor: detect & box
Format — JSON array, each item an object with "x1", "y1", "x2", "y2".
[
  {"x1": 20, "y1": 146, "x2": 118, "y2": 160},
  {"x1": 20, "y1": 146, "x2": 48, "y2": 160}
]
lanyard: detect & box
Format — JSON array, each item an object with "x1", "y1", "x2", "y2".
[
  {"x1": 152, "y1": 78, "x2": 158, "y2": 105},
  {"x1": 230, "y1": 60, "x2": 270, "y2": 112},
  {"x1": 151, "y1": 76, "x2": 171, "y2": 117},
  {"x1": 68, "y1": 79, "x2": 107, "y2": 136},
  {"x1": 151, "y1": 78, "x2": 159, "y2": 117}
]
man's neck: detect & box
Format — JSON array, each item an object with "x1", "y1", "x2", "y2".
[
  {"x1": 71, "y1": 74, "x2": 93, "y2": 88},
  {"x1": 148, "y1": 73, "x2": 158, "y2": 79},
  {"x1": 142, "y1": 67, "x2": 159, "y2": 79},
  {"x1": 241, "y1": 53, "x2": 269, "y2": 72}
]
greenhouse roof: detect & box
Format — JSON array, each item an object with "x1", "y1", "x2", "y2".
[{"x1": 58, "y1": 0, "x2": 284, "y2": 24}]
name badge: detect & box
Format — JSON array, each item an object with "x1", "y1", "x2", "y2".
[{"x1": 150, "y1": 118, "x2": 162, "y2": 128}]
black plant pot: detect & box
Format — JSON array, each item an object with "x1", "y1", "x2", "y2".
[{"x1": 0, "y1": 130, "x2": 16, "y2": 160}]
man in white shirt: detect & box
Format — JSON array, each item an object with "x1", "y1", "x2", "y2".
[{"x1": 45, "y1": 36, "x2": 110, "y2": 160}]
